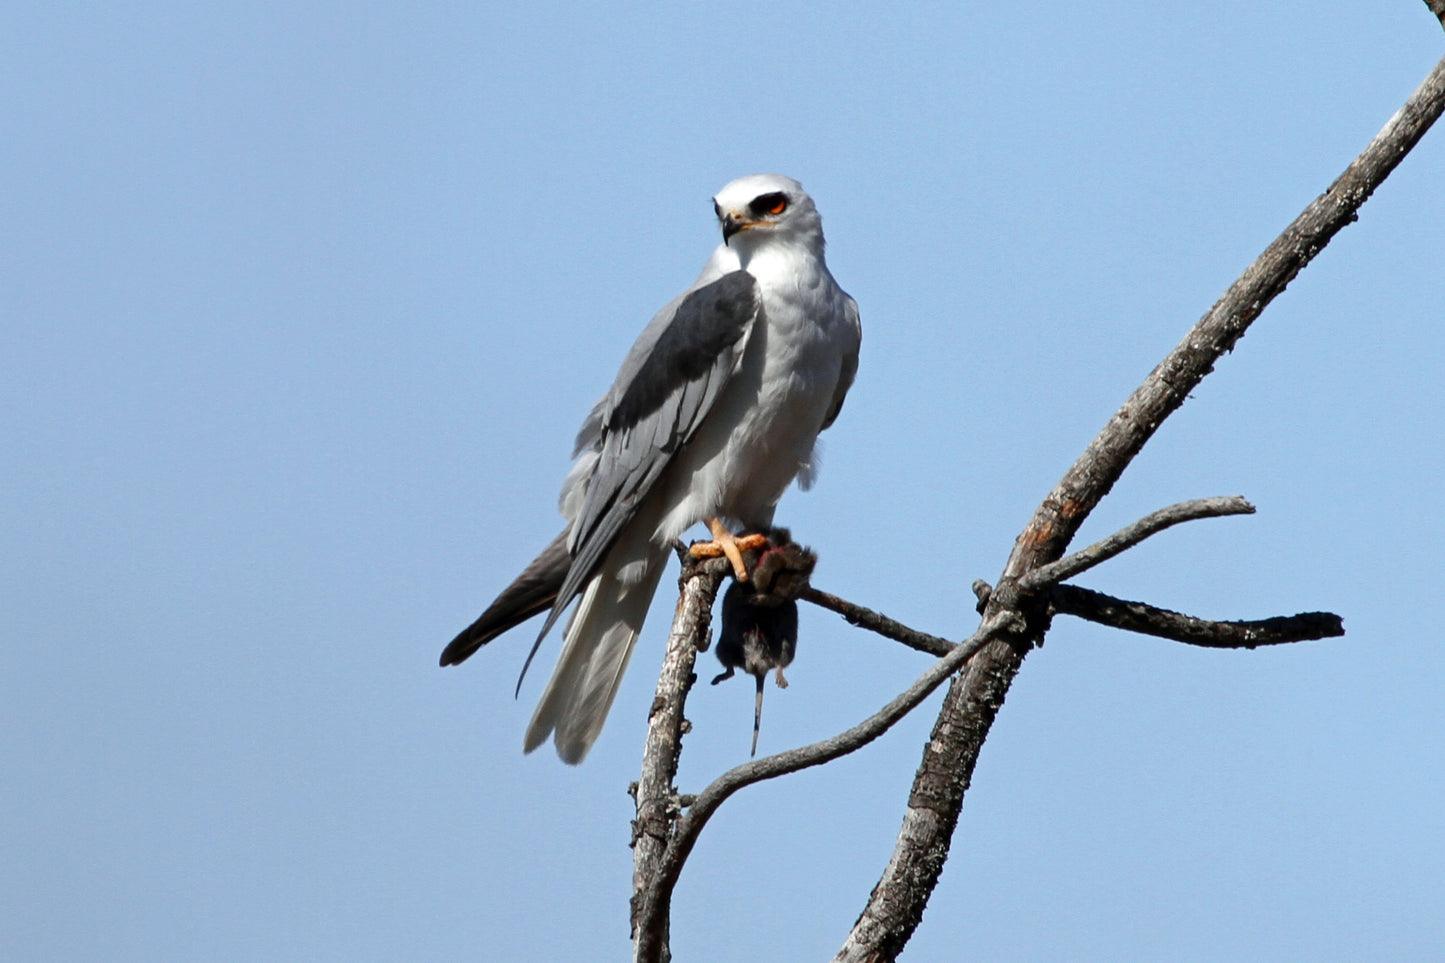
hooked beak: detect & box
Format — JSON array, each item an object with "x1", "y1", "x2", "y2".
[{"x1": 722, "y1": 213, "x2": 747, "y2": 244}]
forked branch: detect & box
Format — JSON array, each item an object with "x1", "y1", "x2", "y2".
[
  {"x1": 1019, "y1": 496, "x2": 1254, "y2": 591},
  {"x1": 631, "y1": 20, "x2": 1445, "y2": 963},
  {"x1": 836, "y1": 44, "x2": 1445, "y2": 963}
]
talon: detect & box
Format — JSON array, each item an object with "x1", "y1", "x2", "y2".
[
  {"x1": 774, "y1": 666, "x2": 789, "y2": 689},
  {"x1": 687, "y1": 519, "x2": 766, "y2": 581}
]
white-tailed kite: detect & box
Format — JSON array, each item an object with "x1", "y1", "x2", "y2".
[{"x1": 441, "y1": 174, "x2": 861, "y2": 764}]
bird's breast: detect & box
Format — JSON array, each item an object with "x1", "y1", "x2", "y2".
[
  {"x1": 706, "y1": 283, "x2": 848, "y2": 508},
  {"x1": 651, "y1": 254, "x2": 853, "y2": 541}
]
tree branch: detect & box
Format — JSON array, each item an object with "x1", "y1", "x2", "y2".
[
  {"x1": 630, "y1": 553, "x2": 725, "y2": 963},
  {"x1": 1020, "y1": 496, "x2": 1254, "y2": 591},
  {"x1": 632, "y1": 540, "x2": 1342, "y2": 961},
  {"x1": 1426, "y1": 0, "x2": 1445, "y2": 32},
  {"x1": 633, "y1": 610, "x2": 1020, "y2": 963},
  {"x1": 1050, "y1": 583, "x2": 1344, "y2": 648},
  {"x1": 836, "y1": 47, "x2": 1445, "y2": 963},
  {"x1": 801, "y1": 586, "x2": 956, "y2": 657}
]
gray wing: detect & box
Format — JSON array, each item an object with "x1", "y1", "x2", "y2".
[
  {"x1": 528, "y1": 269, "x2": 760, "y2": 650},
  {"x1": 819, "y1": 295, "x2": 861, "y2": 433}
]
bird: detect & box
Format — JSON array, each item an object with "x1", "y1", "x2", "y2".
[{"x1": 440, "y1": 174, "x2": 861, "y2": 764}]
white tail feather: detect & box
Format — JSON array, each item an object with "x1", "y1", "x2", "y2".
[{"x1": 523, "y1": 549, "x2": 668, "y2": 763}]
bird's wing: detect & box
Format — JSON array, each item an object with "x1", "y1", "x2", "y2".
[
  {"x1": 819, "y1": 295, "x2": 861, "y2": 432},
  {"x1": 526, "y1": 269, "x2": 760, "y2": 658}
]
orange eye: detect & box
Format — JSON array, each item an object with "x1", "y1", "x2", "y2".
[{"x1": 748, "y1": 192, "x2": 789, "y2": 217}]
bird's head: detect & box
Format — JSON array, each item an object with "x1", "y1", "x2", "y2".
[{"x1": 712, "y1": 174, "x2": 824, "y2": 255}]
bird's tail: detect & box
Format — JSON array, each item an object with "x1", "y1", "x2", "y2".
[
  {"x1": 523, "y1": 544, "x2": 668, "y2": 764},
  {"x1": 439, "y1": 529, "x2": 570, "y2": 667}
]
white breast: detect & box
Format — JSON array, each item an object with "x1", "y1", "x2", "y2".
[{"x1": 651, "y1": 245, "x2": 855, "y2": 542}]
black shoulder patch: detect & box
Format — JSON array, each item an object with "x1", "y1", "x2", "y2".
[{"x1": 607, "y1": 271, "x2": 757, "y2": 432}]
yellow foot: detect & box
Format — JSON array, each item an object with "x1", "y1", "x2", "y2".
[{"x1": 688, "y1": 519, "x2": 767, "y2": 581}]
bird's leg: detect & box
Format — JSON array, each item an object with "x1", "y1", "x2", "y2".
[
  {"x1": 774, "y1": 666, "x2": 789, "y2": 689},
  {"x1": 710, "y1": 666, "x2": 736, "y2": 686},
  {"x1": 688, "y1": 518, "x2": 767, "y2": 581}
]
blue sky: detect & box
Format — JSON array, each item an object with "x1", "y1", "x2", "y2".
[{"x1": 4, "y1": 2, "x2": 1443, "y2": 960}]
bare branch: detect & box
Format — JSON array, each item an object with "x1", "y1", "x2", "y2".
[
  {"x1": 801, "y1": 586, "x2": 955, "y2": 657},
  {"x1": 633, "y1": 610, "x2": 1019, "y2": 963},
  {"x1": 1426, "y1": 0, "x2": 1445, "y2": 31},
  {"x1": 1020, "y1": 496, "x2": 1254, "y2": 591},
  {"x1": 837, "y1": 49, "x2": 1445, "y2": 963},
  {"x1": 1050, "y1": 584, "x2": 1344, "y2": 647},
  {"x1": 630, "y1": 553, "x2": 725, "y2": 963}
]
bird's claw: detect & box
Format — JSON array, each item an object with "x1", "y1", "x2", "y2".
[{"x1": 688, "y1": 520, "x2": 768, "y2": 581}]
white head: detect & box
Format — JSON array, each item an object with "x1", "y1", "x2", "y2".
[{"x1": 711, "y1": 174, "x2": 825, "y2": 258}]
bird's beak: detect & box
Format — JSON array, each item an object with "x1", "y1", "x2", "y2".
[{"x1": 722, "y1": 212, "x2": 748, "y2": 244}]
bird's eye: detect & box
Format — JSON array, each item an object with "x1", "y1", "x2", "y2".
[{"x1": 749, "y1": 192, "x2": 789, "y2": 217}]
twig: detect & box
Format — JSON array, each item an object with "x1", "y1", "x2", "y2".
[
  {"x1": 836, "y1": 48, "x2": 1445, "y2": 963},
  {"x1": 1050, "y1": 584, "x2": 1344, "y2": 647},
  {"x1": 801, "y1": 586, "x2": 955, "y2": 657},
  {"x1": 1020, "y1": 496, "x2": 1254, "y2": 591}
]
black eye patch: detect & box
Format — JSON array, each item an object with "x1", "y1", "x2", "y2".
[{"x1": 748, "y1": 192, "x2": 789, "y2": 217}]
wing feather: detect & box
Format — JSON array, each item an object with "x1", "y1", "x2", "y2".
[
  {"x1": 819, "y1": 295, "x2": 861, "y2": 432},
  {"x1": 530, "y1": 270, "x2": 759, "y2": 647}
]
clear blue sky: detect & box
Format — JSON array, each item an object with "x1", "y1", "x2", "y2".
[{"x1": 5, "y1": 2, "x2": 1443, "y2": 960}]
